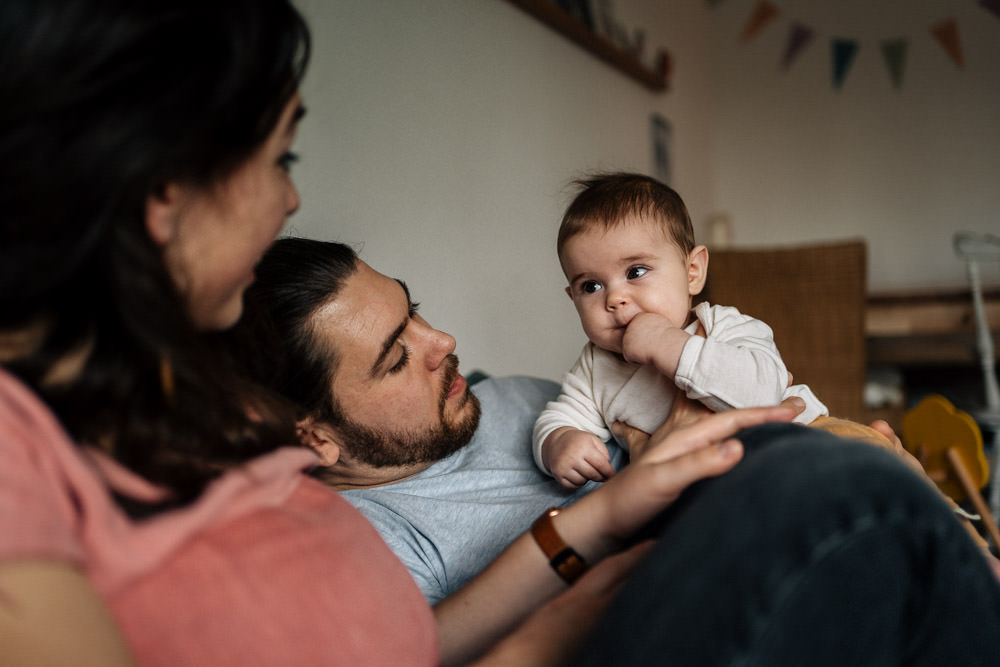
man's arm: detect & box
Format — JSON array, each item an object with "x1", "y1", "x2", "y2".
[
  {"x1": 0, "y1": 560, "x2": 136, "y2": 666},
  {"x1": 434, "y1": 402, "x2": 800, "y2": 666}
]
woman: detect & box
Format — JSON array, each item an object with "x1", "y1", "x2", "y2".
[{"x1": 1, "y1": 1, "x2": 997, "y2": 665}]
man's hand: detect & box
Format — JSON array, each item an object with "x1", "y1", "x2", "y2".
[
  {"x1": 611, "y1": 390, "x2": 713, "y2": 461},
  {"x1": 543, "y1": 427, "x2": 616, "y2": 489},
  {"x1": 585, "y1": 403, "x2": 803, "y2": 547}
]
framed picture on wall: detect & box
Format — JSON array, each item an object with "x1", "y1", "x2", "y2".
[{"x1": 651, "y1": 112, "x2": 672, "y2": 185}]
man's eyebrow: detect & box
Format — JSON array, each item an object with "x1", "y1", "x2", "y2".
[{"x1": 370, "y1": 279, "x2": 413, "y2": 377}]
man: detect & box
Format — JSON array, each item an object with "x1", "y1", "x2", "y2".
[{"x1": 232, "y1": 238, "x2": 625, "y2": 603}]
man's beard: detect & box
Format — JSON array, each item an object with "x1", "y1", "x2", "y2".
[{"x1": 336, "y1": 356, "x2": 482, "y2": 468}]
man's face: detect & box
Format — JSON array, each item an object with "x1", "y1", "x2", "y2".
[{"x1": 309, "y1": 260, "x2": 481, "y2": 467}]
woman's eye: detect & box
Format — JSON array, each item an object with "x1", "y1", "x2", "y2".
[
  {"x1": 626, "y1": 266, "x2": 649, "y2": 280},
  {"x1": 278, "y1": 151, "x2": 299, "y2": 172},
  {"x1": 581, "y1": 280, "x2": 602, "y2": 294}
]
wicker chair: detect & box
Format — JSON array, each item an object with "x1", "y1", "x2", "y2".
[{"x1": 701, "y1": 239, "x2": 868, "y2": 422}]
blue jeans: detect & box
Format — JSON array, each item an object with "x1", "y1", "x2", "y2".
[{"x1": 580, "y1": 423, "x2": 1000, "y2": 665}]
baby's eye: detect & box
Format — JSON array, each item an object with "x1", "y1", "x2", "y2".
[
  {"x1": 580, "y1": 280, "x2": 602, "y2": 294},
  {"x1": 626, "y1": 266, "x2": 649, "y2": 280}
]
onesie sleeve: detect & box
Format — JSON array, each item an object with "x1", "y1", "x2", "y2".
[
  {"x1": 676, "y1": 303, "x2": 828, "y2": 422},
  {"x1": 532, "y1": 344, "x2": 612, "y2": 474},
  {"x1": 675, "y1": 303, "x2": 791, "y2": 413}
]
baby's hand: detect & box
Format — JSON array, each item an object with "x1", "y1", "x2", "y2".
[
  {"x1": 622, "y1": 313, "x2": 689, "y2": 375},
  {"x1": 621, "y1": 313, "x2": 672, "y2": 364},
  {"x1": 544, "y1": 427, "x2": 616, "y2": 489}
]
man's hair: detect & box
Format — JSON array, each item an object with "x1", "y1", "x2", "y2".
[
  {"x1": 230, "y1": 238, "x2": 359, "y2": 426},
  {"x1": 557, "y1": 172, "x2": 696, "y2": 261}
]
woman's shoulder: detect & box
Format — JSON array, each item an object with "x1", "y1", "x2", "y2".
[
  {"x1": 114, "y1": 476, "x2": 438, "y2": 664},
  {"x1": 0, "y1": 367, "x2": 92, "y2": 564}
]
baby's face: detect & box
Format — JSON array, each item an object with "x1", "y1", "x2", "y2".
[{"x1": 560, "y1": 217, "x2": 698, "y2": 355}]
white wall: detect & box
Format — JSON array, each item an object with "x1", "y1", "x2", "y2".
[
  {"x1": 289, "y1": 0, "x2": 999, "y2": 382},
  {"x1": 706, "y1": 0, "x2": 1000, "y2": 291},
  {"x1": 291, "y1": 0, "x2": 712, "y2": 381}
]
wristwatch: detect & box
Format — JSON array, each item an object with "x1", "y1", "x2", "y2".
[{"x1": 531, "y1": 507, "x2": 589, "y2": 584}]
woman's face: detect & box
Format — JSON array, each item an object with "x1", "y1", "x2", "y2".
[{"x1": 151, "y1": 93, "x2": 305, "y2": 330}]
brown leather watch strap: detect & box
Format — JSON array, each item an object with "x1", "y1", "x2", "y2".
[{"x1": 531, "y1": 507, "x2": 588, "y2": 584}]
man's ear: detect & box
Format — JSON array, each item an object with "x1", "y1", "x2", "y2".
[
  {"x1": 296, "y1": 417, "x2": 343, "y2": 467},
  {"x1": 687, "y1": 245, "x2": 709, "y2": 296},
  {"x1": 144, "y1": 182, "x2": 186, "y2": 248}
]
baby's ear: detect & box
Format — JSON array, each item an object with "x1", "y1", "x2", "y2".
[
  {"x1": 296, "y1": 417, "x2": 342, "y2": 467},
  {"x1": 687, "y1": 245, "x2": 709, "y2": 295}
]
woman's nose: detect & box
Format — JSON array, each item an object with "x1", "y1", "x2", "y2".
[{"x1": 286, "y1": 182, "x2": 301, "y2": 215}]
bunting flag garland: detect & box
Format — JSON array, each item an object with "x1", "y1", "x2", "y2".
[
  {"x1": 741, "y1": 1, "x2": 779, "y2": 43},
  {"x1": 980, "y1": 0, "x2": 1000, "y2": 21},
  {"x1": 931, "y1": 18, "x2": 964, "y2": 68},
  {"x1": 717, "y1": 2, "x2": 979, "y2": 90},
  {"x1": 880, "y1": 38, "x2": 908, "y2": 89},
  {"x1": 832, "y1": 39, "x2": 860, "y2": 90},
  {"x1": 781, "y1": 22, "x2": 815, "y2": 70}
]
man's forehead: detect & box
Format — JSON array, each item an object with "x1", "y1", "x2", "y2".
[{"x1": 310, "y1": 262, "x2": 409, "y2": 358}]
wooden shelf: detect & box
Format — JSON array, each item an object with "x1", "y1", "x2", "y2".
[
  {"x1": 866, "y1": 288, "x2": 1000, "y2": 366},
  {"x1": 505, "y1": 0, "x2": 669, "y2": 92}
]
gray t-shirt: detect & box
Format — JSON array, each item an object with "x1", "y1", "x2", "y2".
[{"x1": 342, "y1": 375, "x2": 625, "y2": 604}]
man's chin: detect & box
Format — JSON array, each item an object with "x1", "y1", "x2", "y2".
[{"x1": 451, "y1": 390, "x2": 481, "y2": 437}]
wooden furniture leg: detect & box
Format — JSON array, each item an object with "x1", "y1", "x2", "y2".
[{"x1": 947, "y1": 447, "x2": 1000, "y2": 550}]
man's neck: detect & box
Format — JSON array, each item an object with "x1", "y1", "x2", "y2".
[{"x1": 320, "y1": 458, "x2": 434, "y2": 491}]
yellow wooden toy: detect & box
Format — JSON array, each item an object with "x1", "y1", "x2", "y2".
[{"x1": 902, "y1": 394, "x2": 998, "y2": 550}]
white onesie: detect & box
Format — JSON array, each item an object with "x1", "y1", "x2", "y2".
[{"x1": 532, "y1": 301, "x2": 828, "y2": 473}]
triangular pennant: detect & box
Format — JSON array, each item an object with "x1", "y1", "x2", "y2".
[
  {"x1": 741, "y1": 1, "x2": 779, "y2": 43},
  {"x1": 880, "y1": 38, "x2": 908, "y2": 89},
  {"x1": 931, "y1": 18, "x2": 964, "y2": 68},
  {"x1": 979, "y1": 0, "x2": 1000, "y2": 21},
  {"x1": 832, "y1": 39, "x2": 860, "y2": 90},
  {"x1": 781, "y1": 22, "x2": 815, "y2": 71}
]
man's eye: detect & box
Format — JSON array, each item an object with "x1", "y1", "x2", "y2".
[
  {"x1": 626, "y1": 266, "x2": 649, "y2": 280},
  {"x1": 388, "y1": 346, "x2": 410, "y2": 374},
  {"x1": 581, "y1": 281, "x2": 602, "y2": 294}
]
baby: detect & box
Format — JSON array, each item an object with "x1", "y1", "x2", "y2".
[{"x1": 533, "y1": 172, "x2": 828, "y2": 488}]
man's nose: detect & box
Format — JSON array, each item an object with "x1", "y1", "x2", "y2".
[{"x1": 422, "y1": 326, "x2": 456, "y2": 369}]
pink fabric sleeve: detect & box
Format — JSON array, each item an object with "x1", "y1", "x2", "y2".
[
  {"x1": 0, "y1": 369, "x2": 438, "y2": 664},
  {"x1": 0, "y1": 368, "x2": 318, "y2": 594},
  {"x1": 0, "y1": 369, "x2": 89, "y2": 564}
]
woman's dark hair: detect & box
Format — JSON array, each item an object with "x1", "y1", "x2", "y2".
[
  {"x1": 229, "y1": 239, "x2": 360, "y2": 427},
  {"x1": 0, "y1": 0, "x2": 311, "y2": 515}
]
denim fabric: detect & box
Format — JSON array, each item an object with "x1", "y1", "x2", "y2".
[{"x1": 580, "y1": 423, "x2": 1000, "y2": 666}]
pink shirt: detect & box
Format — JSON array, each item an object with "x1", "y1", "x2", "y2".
[{"x1": 0, "y1": 368, "x2": 437, "y2": 665}]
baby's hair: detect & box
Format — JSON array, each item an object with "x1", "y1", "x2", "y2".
[{"x1": 557, "y1": 172, "x2": 696, "y2": 259}]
